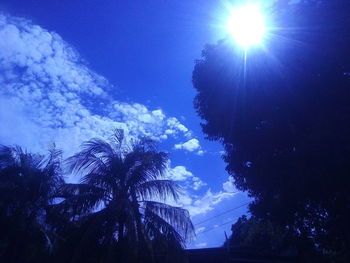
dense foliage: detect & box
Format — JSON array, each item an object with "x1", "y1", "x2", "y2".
[
  {"x1": 193, "y1": 0, "x2": 350, "y2": 261},
  {"x1": 0, "y1": 146, "x2": 64, "y2": 262},
  {"x1": 0, "y1": 131, "x2": 194, "y2": 263}
]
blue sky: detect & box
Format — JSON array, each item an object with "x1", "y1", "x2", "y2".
[{"x1": 0, "y1": 0, "x2": 262, "y2": 248}]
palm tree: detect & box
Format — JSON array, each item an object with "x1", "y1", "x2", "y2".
[
  {"x1": 0, "y1": 145, "x2": 64, "y2": 262},
  {"x1": 61, "y1": 130, "x2": 194, "y2": 263}
]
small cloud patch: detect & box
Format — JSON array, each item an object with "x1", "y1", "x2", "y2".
[{"x1": 174, "y1": 138, "x2": 204, "y2": 155}]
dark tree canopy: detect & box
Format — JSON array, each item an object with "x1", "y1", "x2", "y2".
[
  {"x1": 226, "y1": 216, "x2": 292, "y2": 256},
  {"x1": 193, "y1": 0, "x2": 350, "y2": 260},
  {"x1": 0, "y1": 132, "x2": 194, "y2": 263},
  {"x1": 0, "y1": 145, "x2": 64, "y2": 263}
]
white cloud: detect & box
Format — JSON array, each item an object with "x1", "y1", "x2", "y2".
[
  {"x1": 161, "y1": 166, "x2": 238, "y2": 217},
  {"x1": 184, "y1": 189, "x2": 235, "y2": 216},
  {"x1": 168, "y1": 165, "x2": 193, "y2": 181},
  {"x1": 167, "y1": 117, "x2": 191, "y2": 138},
  {"x1": 167, "y1": 165, "x2": 206, "y2": 191},
  {"x1": 172, "y1": 176, "x2": 248, "y2": 219},
  {"x1": 174, "y1": 138, "x2": 204, "y2": 155},
  {"x1": 0, "y1": 14, "x2": 192, "y2": 155},
  {"x1": 174, "y1": 139, "x2": 199, "y2": 151},
  {"x1": 222, "y1": 177, "x2": 237, "y2": 193},
  {"x1": 151, "y1": 180, "x2": 237, "y2": 218},
  {"x1": 0, "y1": 14, "x2": 237, "y2": 220},
  {"x1": 197, "y1": 150, "x2": 204, "y2": 156},
  {"x1": 164, "y1": 187, "x2": 236, "y2": 217},
  {"x1": 161, "y1": 164, "x2": 237, "y2": 217},
  {"x1": 192, "y1": 176, "x2": 207, "y2": 191},
  {"x1": 109, "y1": 102, "x2": 171, "y2": 140}
]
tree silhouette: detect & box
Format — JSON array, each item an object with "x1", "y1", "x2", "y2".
[
  {"x1": 0, "y1": 145, "x2": 64, "y2": 263},
  {"x1": 57, "y1": 130, "x2": 194, "y2": 263},
  {"x1": 192, "y1": 0, "x2": 350, "y2": 261}
]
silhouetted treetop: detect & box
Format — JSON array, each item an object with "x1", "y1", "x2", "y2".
[{"x1": 193, "y1": 0, "x2": 350, "y2": 261}]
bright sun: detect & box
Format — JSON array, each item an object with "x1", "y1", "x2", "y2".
[{"x1": 226, "y1": 4, "x2": 267, "y2": 49}]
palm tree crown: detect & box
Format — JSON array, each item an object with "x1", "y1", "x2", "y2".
[
  {"x1": 0, "y1": 145, "x2": 64, "y2": 261},
  {"x1": 62, "y1": 130, "x2": 194, "y2": 262}
]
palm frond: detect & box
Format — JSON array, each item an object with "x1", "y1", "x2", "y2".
[
  {"x1": 46, "y1": 145, "x2": 63, "y2": 168},
  {"x1": 0, "y1": 146, "x2": 59, "y2": 201},
  {"x1": 80, "y1": 172, "x2": 115, "y2": 191},
  {"x1": 143, "y1": 201, "x2": 195, "y2": 241},
  {"x1": 125, "y1": 151, "x2": 168, "y2": 186},
  {"x1": 82, "y1": 138, "x2": 115, "y2": 157},
  {"x1": 56, "y1": 183, "x2": 106, "y2": 216},
  {"x1": 136, "y1": 180, "x2": 180, "y2": 202},
  {"x1": 44, "y1": 146, "x2": 65, "y2": 195},
  {"x1": 18, "y1": 148, "x2": 46, "y2": 171},
  {"x1": 144, "y1": 206, "x2": 185, "y2": 247},
  {"x1": 0, "y1": 145, "x2": 15, "y2": 168},
  {"x1": 109, "y1": 129, "x2": 125, "y2": 150},
  {"x1": 66, "y1": 138, "x2": 115, "y2": 174}
]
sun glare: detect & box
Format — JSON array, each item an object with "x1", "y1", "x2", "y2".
[{"x1": 226, "y1": 4, "x2": 267, "y2": 49}]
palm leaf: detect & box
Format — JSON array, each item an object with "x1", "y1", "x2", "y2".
[
  {"x1": 144, "y1": 206, "x2": 185, "y2": 247},
  {"x1": 125, "y1": 151, "x2": 168, "y2": 186},
  {"x1": 62, "y1": 130, "x2": 194, "y2": 255},
  {"x1": 109, "y1": 129, "x2": 125, "y2": 151},
  {"x1": 55, "y1": 183, "x2": 106, "y2": 216},
  {"x1": 143, "y1": 201, "x2": 195, "y2": 241},
  {"x1": 0, "y1": 145, "x2": 15, "y2": 168},
  {"x1": 66, "y1": 138, "x2": 115, "y2": 174},
  {"x1": 136, "y1": 180, "x2": 180, "y2": 201}
]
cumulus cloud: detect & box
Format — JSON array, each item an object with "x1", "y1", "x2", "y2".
[
  {"x1": 162, "y1": 164, "x2": 236, "y2": 216},
  {"x1": 0, "y1": 14, "x2": 191, "y2": 155},
  {"x1": 192, "y1": 176, "x2": 207, "y2": 191},
  {"x1": 167, "y1": 165, "x2": 207, "y2": 191},
  {"x1": 168, "y1": 165, "x2": 193, "y2": 181},
  {"x1": 183, "y1": 189, "x2": 235, "y2": 216},
  {"x1": 163, "y1": 187, "x2": 236, "y2": 217},
  {"x1": 166, "y1": 117, "x2": 191, "y2": 137},
  {"x1": 0, "y1": 14, "x2": 236, "y2": 219},
  {"x1": 109, "y1": 102, "x2": 170, "y2": 141},
  {"x1": 174, "y1": 138, "x2": 204, "y2": 155},
  {"x1": 176, "y1": 176, "x2": 240, "y2": 217},
  {"x1": 222, "y1": 177, "x2": 238, "y2": 193}
]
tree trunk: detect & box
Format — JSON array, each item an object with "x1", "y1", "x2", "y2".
[{"x1": 131, "y1": 191, "x2": 154, "y2": 263}]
